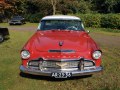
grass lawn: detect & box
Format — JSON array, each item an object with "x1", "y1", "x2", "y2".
[{"x1": 0, "y1": 23, "x2": 120, "y2": 90}]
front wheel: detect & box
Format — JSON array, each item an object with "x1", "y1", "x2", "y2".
[{"x1": 0, "y1": 34, "x2": 4, "y2": 43}]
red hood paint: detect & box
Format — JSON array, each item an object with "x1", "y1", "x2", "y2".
[
  {"x1": 24, "y1": 30, "x2": 95, "y2": 51},
  {"x1": 22, "y1": 30, "x2": 101, "y2": 67},
  {"x1": 33, "y1": 30, "x2": 88, "y2": 52},
  {"x1": 23, "y1": 30, "x2": 100, "y2": 58}
]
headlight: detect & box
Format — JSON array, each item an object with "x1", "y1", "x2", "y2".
[
  {"x1": 21, "y1": 50, "x2": 30, "y2": 59},
  {"x1": 92, "y1": 51, "x2": 102, "y2": 59}
]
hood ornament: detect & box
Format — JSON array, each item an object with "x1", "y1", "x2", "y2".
[{"x1": 59, "y1": 41, "x2": 64, "y2": 46}]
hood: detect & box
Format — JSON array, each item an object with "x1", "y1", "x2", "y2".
[{"x1": 25, "y1": 30, "x2": 90, "y2": 52}]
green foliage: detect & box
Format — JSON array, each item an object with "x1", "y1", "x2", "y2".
[
  {"x1": 24, "y1": 13, "x2": 44, "y2": 23},
  {"x1": 78, "y1": 14, "x2": 101, "y2": 28},
  {"x1": 101, "y1": 14, "x2": 120, "y2": 29},
  {"x1": 91, "y1": 0, "x2": 120, "y2": 13},
  {"x1": 75, "y1": 14, "x2": 120, "y2": 29},
  {"x1": 1, "y1": 0, "x2": 120, "y2": 23},
  {"x1": 78, "y1": 0, "x2": 91, "y2": 14},
  {"x1": 56, "y1": 0, "x2": 92, "y2": 14}
]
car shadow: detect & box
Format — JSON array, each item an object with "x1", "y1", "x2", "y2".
[{"x1": 19, "y1": 72, "x2": 92, "y2": 81}]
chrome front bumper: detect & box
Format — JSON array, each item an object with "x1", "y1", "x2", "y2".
[{"x1": 20, "y1": 65, "x2": 103, "y2": 77}]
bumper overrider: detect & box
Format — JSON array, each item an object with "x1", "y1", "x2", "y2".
[{"x1": 20, "y1": 59, "x2": 103, "y2": 78}]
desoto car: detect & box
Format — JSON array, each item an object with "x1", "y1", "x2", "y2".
[{"x1": 20, "y1": 15, "x2": 103, "y2": 78}]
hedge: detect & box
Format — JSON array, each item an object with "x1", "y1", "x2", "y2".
[
  {"x1": 75, "y1": 14, "x2": 120, "y2": 29},
  {"x1": 101, "y1": 14, "x2": 120, "y2": 29},
  {"x1": 24, "y1": 13, "x2": 120, "y2": 29}
]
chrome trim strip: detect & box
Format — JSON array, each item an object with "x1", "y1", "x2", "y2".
[
  {"x1": 48, "y1": 50, "x2": 75, "y2": 53},
  {"x1": 40, "y1": 57, "x2": 83, "y2": 61},
  {"x1": 27, "y1": 59, "x2": 95, "y2": 63}
]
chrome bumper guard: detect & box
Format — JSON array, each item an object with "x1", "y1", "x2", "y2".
[{"x1": 20, "y1": 65, "x2": 103, "y2": 77}]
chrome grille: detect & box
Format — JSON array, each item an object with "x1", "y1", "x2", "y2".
[
  {"x1": 42, "y1": 61, "x2": 79, "y2": 68},
  {"x1": 28, "y1": 60, "x2": 95, "y2": 70},
  {"x1": 28, "y1": 60, "x2": 39, "y2": 67}
]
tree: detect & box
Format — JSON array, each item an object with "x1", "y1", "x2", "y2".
[
  {"x1": 33, "y1": 0, "x2": 59, "y2": 15},
  {"x1": 104, "y1": 0, "x2": 118, "y2": 13},
  {"x1": 91, "y1": 0, "x2": 120, "y2": 13},
  {"x1": 0, "y1": 0, "x2": 14, "y2": 22}
]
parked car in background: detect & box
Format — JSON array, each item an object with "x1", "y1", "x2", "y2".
[
  {"x1": 20, "y1": 15, "x2": 103, "y2": 78},
  {"x1": 0, "y1": 27, "x2": 10, "y2": 43},
  {"x1": 9, "y1": 16, "x2": 25, "y2": 25}
]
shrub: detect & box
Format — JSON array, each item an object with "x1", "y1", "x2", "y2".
[
  {"x1": 76, "y1": 14, "x2": 101, "y2": 28},
  {"x1": 75, "y1": 14, "x2": 120, "y2": 29},
  {"x1": 101, "y1": 14, "x2": 120, "y2": 29}
]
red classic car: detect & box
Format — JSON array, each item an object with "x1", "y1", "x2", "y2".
[{"x1": 20, "y1": 15, "x2": 103, "y2": 78}]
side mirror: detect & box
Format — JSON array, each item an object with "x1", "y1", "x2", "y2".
[{"x1": 86, "y1": 30, "x2": 90, "y2": 34}]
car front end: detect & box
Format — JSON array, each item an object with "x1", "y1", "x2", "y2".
[
  {"x1": 9, "y1": 16, "x2": 25, "y2": 25},
  {"x1": 20, "y1": 15, "x2": 103, "y2": 78},
  {"x1": 20, "y1": 56, "x2": 102, "y2": 78},
  {"x1": 9, "y1": 20, "x2": 22, "y2": 25}
]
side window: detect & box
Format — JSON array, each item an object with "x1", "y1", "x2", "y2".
[
  {"x1": 37, "y1": 23, "x2": 41, "y2": 30},
  {"x1": 81, "y1": 22, "x2": 84, "y2": 29}
]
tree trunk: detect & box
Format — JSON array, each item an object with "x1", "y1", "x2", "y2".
[
  {"x1": 53, "y1": 4, "x2": 56, "y2": 15},
  {"x1": 51, "y1": 0, "x2": 57, "y2": 15}
]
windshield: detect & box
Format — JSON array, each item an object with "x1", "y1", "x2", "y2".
[{"x1": 38, "y1": 20, "x2": 84, "y2": 31}]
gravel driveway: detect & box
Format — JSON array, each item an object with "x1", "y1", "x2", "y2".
[
  {"x1": 8, "y1": 25, "x2": 37, "y2": 31},
  {"x1": 90, "y1": 33, "x2": 120, "y2": 48}
]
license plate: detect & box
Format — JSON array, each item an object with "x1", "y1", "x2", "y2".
[{"x1": 51, "y1": 72, "x2": 72, "y2": 78}]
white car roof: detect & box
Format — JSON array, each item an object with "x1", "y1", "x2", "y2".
[{"x1": 41, "y1": 15, "x2": 81, "y2": 20}]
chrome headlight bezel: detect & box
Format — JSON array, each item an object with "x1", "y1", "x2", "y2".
[
  {"x1": 21, "y1": 50, "x2": 30, "y2": 59},
  {"x1": 92, "y1": 50, "x2": 102, "y2": 59}
]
